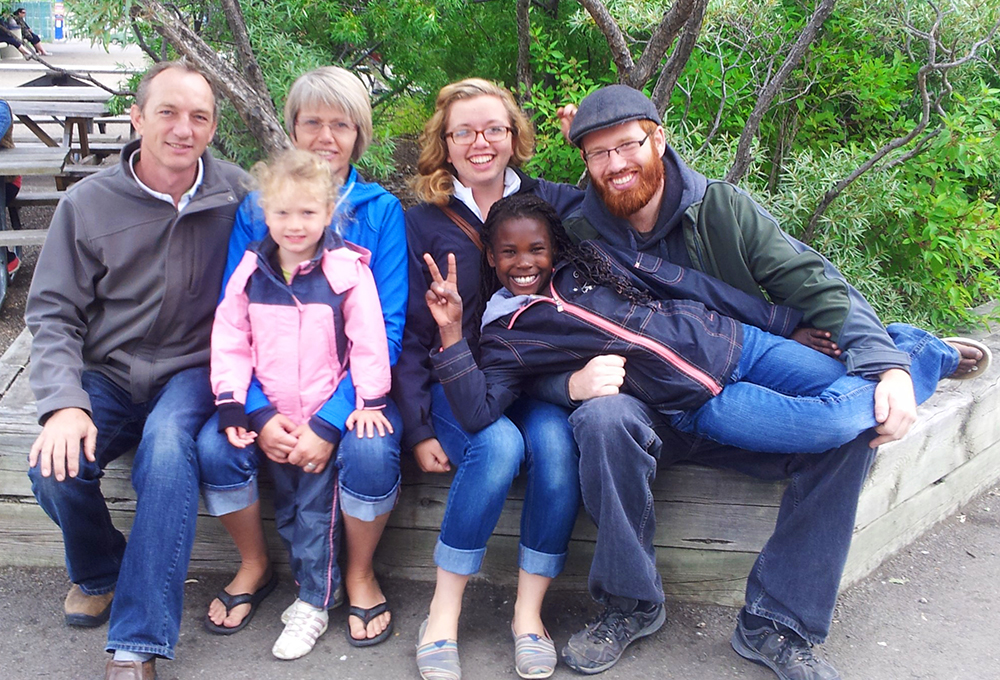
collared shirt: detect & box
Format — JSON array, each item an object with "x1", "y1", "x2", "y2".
[
  {"x1": 128, "y1": 148, "x2": 204, "y2": 212},
  {"x1": 451, "y1": 167, "x2": 521, "y2": 221}
]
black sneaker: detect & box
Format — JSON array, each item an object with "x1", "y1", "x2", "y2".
[
  {"x1": 561, "y1": 598, "x2": 666, "y2": 674},
  {"x1": 731, "y1": 610, "x2": 841, "y2": 680}
]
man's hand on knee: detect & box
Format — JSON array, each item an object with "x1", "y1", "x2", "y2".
[
  {"x1": 29, "y1": 408, "x2": 97, "y2": 481},
  {"x1": 568, "y1": 354, "x2": 626, "y2": 401},
  {"x1": 869, "y1": 368, "x2": 916, "y2": 448}
]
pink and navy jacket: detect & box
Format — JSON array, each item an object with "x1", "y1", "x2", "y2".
[{"x1": 211, "y1": 230, "x2": 390, "y2": 440}]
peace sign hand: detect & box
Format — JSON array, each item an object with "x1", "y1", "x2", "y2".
[{"x1": 423, "y1": 252, "x2": 464, "y2": 348}]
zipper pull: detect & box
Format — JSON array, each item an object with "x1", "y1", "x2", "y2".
[{"x1": 556, "y1": 302, "x2": 563, "y2": 312}]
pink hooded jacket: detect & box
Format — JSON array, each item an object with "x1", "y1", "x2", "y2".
[{"x1": 211, "y1": 234, "x2": 390, "y2": 433}]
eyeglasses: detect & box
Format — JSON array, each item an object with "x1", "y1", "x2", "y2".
[
  {"x1": 444, "y1": 126, "x2": 513, "y2": 145},
  {"x1": 296, "y1": 118, "x2": 357, "y2": 136},
  {"x1": 583, "y1": 133, "x2": 651, "y2": 166}
]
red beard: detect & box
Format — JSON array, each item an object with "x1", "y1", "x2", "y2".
[{"x1": 592, "y1": 153, "x2": 665, "y2": 219}]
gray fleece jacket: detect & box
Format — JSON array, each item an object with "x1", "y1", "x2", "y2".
[{"x1": 26, "y1": 139, "x2": 249, "y2": 422}]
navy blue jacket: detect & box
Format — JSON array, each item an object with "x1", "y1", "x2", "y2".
[
  {"x1": 431, "y1": 242, "x2": 802, "y2": 433},
  {"x1": 394, "y1": 170, "x2": 583, "y2": 449}
]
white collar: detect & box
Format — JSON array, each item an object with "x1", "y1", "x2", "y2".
[
  {"x1": 451, "y1": 167, "x2": 521, "y2": 221},
  {"x1": 128, "y1": 148, "x2": 204, "y2": 212}
]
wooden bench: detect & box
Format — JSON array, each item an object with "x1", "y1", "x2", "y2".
[
  {"x1": 2, "y1": 326, "x2": 999, "y2": 605},
  {"x1": 0, "y1": 228, "x2": 46, "y2": 247},
  {"x1": 9, "y1": 190, "x2": 63, "y2": 208}
]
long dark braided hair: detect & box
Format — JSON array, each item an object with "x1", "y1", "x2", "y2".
[{"x1": 479, "y1": 194, "x2": 653, "y2": 317}]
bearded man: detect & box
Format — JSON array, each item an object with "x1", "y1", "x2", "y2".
[{"x1": 550, "y1": 85, "x2": 922, "y2": 680}]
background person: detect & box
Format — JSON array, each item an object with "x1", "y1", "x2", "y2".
[
  {"x1": 197, "y1": 65, "x2": 406, "y2": 647},
  {"x1": 12, "y1": 8, "x2": 47, "y2": 55}
]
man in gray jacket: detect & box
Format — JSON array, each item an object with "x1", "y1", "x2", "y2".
[{"x1": 26, "y1": 60, "x2": 248, "y2": 680}]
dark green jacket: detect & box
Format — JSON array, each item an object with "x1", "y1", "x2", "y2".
[{"x1": 564, "y1": 146, "x2": 909, "y2": 380}]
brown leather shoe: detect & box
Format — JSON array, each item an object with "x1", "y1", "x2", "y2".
[
  {"x1": 64, "y1": 584, "x2": 114, "y2": 627},
  {"x1": 105, "y1": 659, "x2": 156, "y2": 680}
]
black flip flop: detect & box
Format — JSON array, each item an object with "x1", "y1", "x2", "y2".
[
  {"x1": 203, "y1": 571, "x2": 278, "y2": 635},
  {"x1": 345, "y1": 601, "x2": 394, "y2": 647}
]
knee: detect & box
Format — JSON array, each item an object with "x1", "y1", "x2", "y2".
[
  {"x1": 337, "y1": 432, "x2": 401, "y2": 498},
  {"x1": 463, "y1": 418, "x2": 524, "y2": 484}
]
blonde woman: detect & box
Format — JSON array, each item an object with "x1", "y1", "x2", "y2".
[{"x1": 395, "y1": 78, "x2": 584, "y2": 679}]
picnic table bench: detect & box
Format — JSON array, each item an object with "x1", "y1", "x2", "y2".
[{"x1": 1, "y1": 325, "x2": 997, "y2": 604}]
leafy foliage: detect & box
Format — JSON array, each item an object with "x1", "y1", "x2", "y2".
[{"x1": 66, "y1": 0, "x2": 1000, "y2": 329}]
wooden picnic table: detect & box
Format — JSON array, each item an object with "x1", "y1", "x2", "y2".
[
  {"x1": 0, "y1": 86, "x2": 113, "y2": 157},
  {"x1": 0, "y1": 145, "x2": 69, "y2": 307}
]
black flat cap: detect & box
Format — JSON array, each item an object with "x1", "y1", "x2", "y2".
[{"x1": 569, "y1": 85, "x2": 662, "y2": 147}]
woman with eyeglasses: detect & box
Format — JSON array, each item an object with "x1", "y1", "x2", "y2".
[
  {"x1": 197, "y1": 66, "x2": 406, "y2": 654},
  {"x1": 396, "y1": 78, "x2": 585, "y2": 680}
]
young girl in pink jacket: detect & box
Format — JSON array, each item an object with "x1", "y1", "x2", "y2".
[{"x1": 210, "y1": 149, "x2": 392, "y2": 659}]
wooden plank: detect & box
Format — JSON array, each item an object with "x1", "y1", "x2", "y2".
[
  {"x1": 0, "y1": 87, "x2": 113, "y2": 103},
  {"x1": 0, "y1": 147, "x2": 67, "y2": 174},
  {"x1": 9, "y1": 101, "x2": 110, "y2": 117},
  {"x1": 0, "y1": 229, "x2": 47, "y2": 247},
  {"x1": 843, "y1": 435, "x2": 1000, "y2": 589},
  {"x1": 9, "y1": 190, "x2": 64, "y2": 207},
  {"x1": 0, "y1": 328, "x2": 30, "y2": 395},
  {"x1": 0, "y1": 64, "x2": 142, "y2": 75}
]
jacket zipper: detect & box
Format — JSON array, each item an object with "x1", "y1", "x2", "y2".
[{"x1": 546, "y1": 287, "x2": 722, "y2": 397}]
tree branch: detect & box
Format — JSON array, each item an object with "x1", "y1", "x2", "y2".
[
  {"x1": 577, "y1": 0, "x2": 634, "y2": 77},
  {"x1": 218, "y1": 0, "x2": 269, "y2": 97},
  {"x1": 725, "y1": 0, "x2": 837, "y2": 183},
  {"x1": 803, "y1": 7, "x2": 1000, "y2": 239},
  {"x1": 629, "y1": 0, "x2": 697, "y2": 88},
  {"x1": 650, "y1": 0, "x2": 708, "y2": 112}
]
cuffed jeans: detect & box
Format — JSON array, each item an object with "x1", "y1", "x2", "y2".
[
  {"x1": 429, "y1": 383, "x2": 580, "y2": 578},
  {"x1": 196, "y1": 400, "x2": 402, "y2": 608},
  {"x1": 27, "y1": 367, "x2": 215, "y2": 659},
  {"x1": 671, "y1": 323, "x2": 960, "y2": 453},
  {"x1": 571, "y1": 392, "x2": 877, "y2": 645}
]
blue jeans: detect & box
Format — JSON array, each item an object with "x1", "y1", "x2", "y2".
[
  {"x1": 671, "y1": 323, "x2": 959, "y2": 453},
  {"x1": 197, "y1": 401, "x2": 402, "y2": 608},
  {"x1": 572, "y1": 391, "x2": 877, "y2": 644},
  {"x1": 429, "y1": 383, "x2": 580, "y2": 578},
  {"x1": 28, "y1": 367, "x2": 215, "y2": 659}
]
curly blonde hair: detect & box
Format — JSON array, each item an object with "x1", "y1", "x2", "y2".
[
  {"x1": 412, "y1": 78, "x2": 535, "y2": 206},
  {"x1": 251, "y1": 148, "x2": 340, "y2": 209}
]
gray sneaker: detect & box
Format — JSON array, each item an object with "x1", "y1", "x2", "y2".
[
  {"x1": 561, "y1": 599, "x2": 666, "y2": 674},
  {"x1": 730, "y1": 610, "x2": 841, "y2": 680}
]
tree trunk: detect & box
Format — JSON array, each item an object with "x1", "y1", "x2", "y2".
[
  {"x1": 650, "y1": 0, "x2": 708, "y2": 113},
  {"x1": 516, "y1": 0, "x2": 533, "y2": 108},
  {"x1": 132, "y1": 0, "x2": 288, "y2": 155}
]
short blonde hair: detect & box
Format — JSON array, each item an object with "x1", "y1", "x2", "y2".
[
  {"x1": 251, "y1": 148, "x2": 340, "y2": 209},
  {"x1": 284, "y1": 66, "x2": 374, "y2": 161},
  {"x1": 412, "y1": 78, "x2": 535, "y2": 206}
]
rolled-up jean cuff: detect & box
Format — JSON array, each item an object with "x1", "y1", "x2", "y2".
[
  {"x1": 434, "y1": 537, "x2": 486, "y2": 576},
  {"x1": 518, "y1": 544, "x2": 566, "y2": 578},
  {"x1": 201, "y1": 476, "x2": 259, "y2": 517},
  {"x1": 106, "y1": 641, "x2": 173, "y2": 660},
  {"x1": 339, "y1": 478, "x2": 400, "y2": 522}
]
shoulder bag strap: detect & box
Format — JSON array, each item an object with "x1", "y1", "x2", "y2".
[{"x1": 440, "y1": 204, "x2": 483, "y2": 252}]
